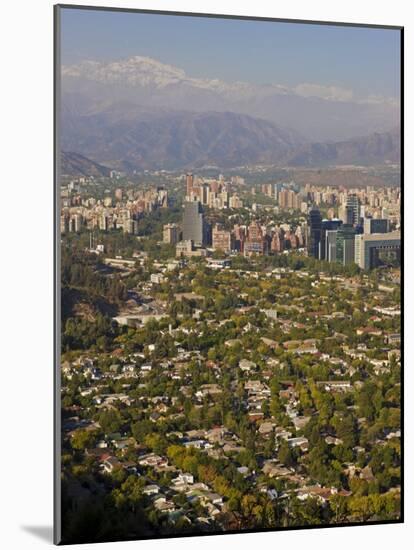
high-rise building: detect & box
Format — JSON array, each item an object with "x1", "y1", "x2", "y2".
[
  {"x1": 287, "y1": 231, "x2": 298, "y2": 249},
  {"x1": 278, "y1": 189, "x2": 300, "y2": 209},
  {"x1": 295, "y1": 225, "x2": 305, "y2": 247},
  {"x1": 355, "y1": 232, "x2": 401, "y2": 269},
  {"x1": 244, "y1": 221, "x2": 264, "y2": 255},
  {"x1": 278, "y1": 189, "x2": 288, "y2": 208},
  {"x1": 72, "y1": 213, "x2": 83, "y2": 233},
  {"x1": 261, "y1": 183, "x2": 274, "y2": 198},
  {"x1": 325, "y1": 230, "x2": 338, "y2": 262},
  {"x1": 307, "y1": 208, "x2": 322, "y2": 258},
  {"x1": 186, "y1": 174, "x2": 194, "y2": 197},
  {"x1": 319, "y1": 218, "x2": 342, "y2": 260},
  {"x1": 157, "y1": 188, "x2": 169, "y2": 208},
  {"x1": 229, "y1": 194, "x2": 243, "y2": 209},
  {"x1": 220, "y1": 191, "x2": 229, "y2": 208},
  {"x1": 200, "y1": 183, "x2": 209, "y2": 205},
  {"x1": 182, "y1": 200, "x2": 205, "y2": 246},
  {"x1": 233, "y1": 224, "x2": 246, "y2": 253},
  {"x1": 99, "y1": 214, "x2": 109, "y2": 232},
  {"x1": 270, "y1": 232, "x2": 283, "y2": 253},
  {"x1": 124, "y1": 219, "x2": 137, "y2": 235},
  {"x1": 345, "y1": 194, "x2": 361, "y2": 226},
  {"x1": 163, "y1": 223, "x2": 180, "y2": 245},
  {"x1": 336, "y1": 224, "x2": 356, "y2": 265},
  {"x1": 247, "y1": 220, "x2": 263, "y2": 241},
  {"x1": 212, "y1": 224, "x2": 231, "y2": 253},
  {"x1": 60, "y1": 214, "x2": 69, "y2": 234}
]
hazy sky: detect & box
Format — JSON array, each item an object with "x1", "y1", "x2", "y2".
[{"x1": 60, "y1": 7, "x2": 401, "y2": 100}]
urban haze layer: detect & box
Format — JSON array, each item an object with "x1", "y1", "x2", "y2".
[{"x1": 59, "y1": 8, "x2": 401, "y2": 544}]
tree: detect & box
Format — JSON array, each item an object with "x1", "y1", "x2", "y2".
[
  {"x1": 335, "y1": 414, "x2": 357, "y2": 450},
  {"x1": 278, "y1": 440, "x2": 294, "y2": 467},
  {"x1": 356, "y1": 381, "x2": 376, "y2": 421},
  {"x1": 98, "y1": 409, "x2": 122, "y2": 434},
  {"x1": 308, "y1": 440, "x2": 330, "y2": 483},
  {"x1": 131, "y1": 419, "x2": 152, "y2": 443},
  {"x1": 71, "y1": 429, "x2": 98, "y2": 450}
]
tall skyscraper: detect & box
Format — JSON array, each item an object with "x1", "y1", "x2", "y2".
[
  {"x1": 200, "y1": 183, "x2": 209, "y2": 205},
  {"x1": 319, "y1": 218, "x2": 342, "y2": 260},
  {"x1": 345, "y1": 194, "x2": 361, "y2": 226},
  {"x1": 307, "y1": 208, "x2": 322, "y2": 258},
  {"x1": 186, "y1": 173, "x2": 194, "y2": 197},
  {"x1": 336, "y1": 224, "x2": 356, "y2": 265},
  {"x1": 182, "y1": 200, "x2": 205, "y2": 246},
  {"x1": 325, "y1": 230, "x2": 338, "y2": 262}
]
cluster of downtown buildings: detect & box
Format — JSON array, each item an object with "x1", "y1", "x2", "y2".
[
  {"x1": 60, "y1": 185, "x2": 169, "y2": 234},
  {"x1": 167, "y1": 178, "x2": 400, "y2": 270},
  {"x1": 184, "y1": 173, "x2": 244, "y2": 210},
  {"x1": 307, "y1": 194, "x2": 400, "y2": 270},
  {"x1": 60, "y1": 172, "x2": 401, "y2": 271},
  {"x1": 166, "y1": 200, "x2": 306, "y2": 258}
]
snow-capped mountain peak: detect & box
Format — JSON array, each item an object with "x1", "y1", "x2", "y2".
[
  {"x1": 62, "y1": 55, "x2": 288, "y2": 97},
  {"x1": 63, "y1": 55, "x2": 191, "y2": 88}
]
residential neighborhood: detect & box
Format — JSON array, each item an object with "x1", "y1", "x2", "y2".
[{"x1": 60, "y1": 171, "x2": 401, "y2": 542}]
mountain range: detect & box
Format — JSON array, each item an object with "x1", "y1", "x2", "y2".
[
  {"x1": 61, "y1": 104, "x2": 399, "y2": 173},
  {"x1": 61, "y1": 55, "x2": 400, "y2": 173},
  {"x1": 61, "y1": 107, "x2": 308, "y2": 171},
  {"x1": 62, "y1": 55, "x2": 399, "y2": 142}
]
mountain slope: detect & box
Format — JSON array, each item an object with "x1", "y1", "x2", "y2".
[
  {"x1": 61, "y1": 98, "x2": 400, "y2": 171},
  {"x1": 61, "y1": 107, "x2": 306, "y2": 171},
  {"x1": 288, "y1": 128, "x2": 400, "y2": 166},
  {"x1": 61, "y1": 151, "x2": 112, "y2": 177}
]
